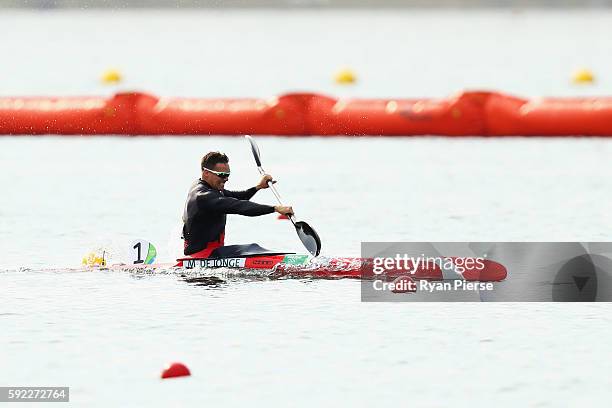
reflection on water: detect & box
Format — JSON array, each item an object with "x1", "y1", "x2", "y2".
[{"x1": 183, "y1": 275, "x2": 226, "y2": 287}]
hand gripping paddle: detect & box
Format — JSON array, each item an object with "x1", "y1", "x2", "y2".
[{"x1": 245, "y1": 135, "x2": 322, "y2": 257}]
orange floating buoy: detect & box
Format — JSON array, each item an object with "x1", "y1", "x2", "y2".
[
  {"x1": 277, "y1": 214, "x2": 289, "y2": 220},
  {"x1": 161, "y1": 362, "x2": 191, "y2": 379}
]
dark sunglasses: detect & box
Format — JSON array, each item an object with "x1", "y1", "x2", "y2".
[{"x1": 204, "y1": 168, "x2": 230, "y2": 179}]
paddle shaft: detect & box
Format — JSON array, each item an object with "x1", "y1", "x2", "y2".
[
  {"x1": 245, "y1": 135, "x2": 321, "y2": 256},
  {"x1": 257, "y1": 166, "x2": 297, "y2": 225}
]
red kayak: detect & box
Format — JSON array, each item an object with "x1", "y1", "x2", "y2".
[
  {"x1": 99, "y1": 243, "x2": 506, "y2": 281},
  {"x1": 174, "y1": 253, "x2": 507, "y2": 281}
]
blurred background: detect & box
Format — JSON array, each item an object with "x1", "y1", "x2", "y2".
[
  {"x1": 4, "y1": 0, "x2": 612, "y2": 7},
  {"x1": 1, "y1": 0, "x2": 610, "y2": 99}
]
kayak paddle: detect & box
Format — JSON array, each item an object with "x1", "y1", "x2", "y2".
[{"x1": 245, "y1": 135, "x2": 322, "y2": 257}]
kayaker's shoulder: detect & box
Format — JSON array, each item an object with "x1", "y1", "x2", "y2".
[{"x1": 189, "y1": 179, "x2": 219, "y2": 194}]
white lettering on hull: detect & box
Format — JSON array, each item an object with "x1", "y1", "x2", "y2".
[{"x1": 184, "y1": 258, "x2": 247, "y2": 269}]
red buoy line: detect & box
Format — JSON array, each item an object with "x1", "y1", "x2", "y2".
[{"x1": 2, "y1": 90, "x2": 612, "y2": 136}]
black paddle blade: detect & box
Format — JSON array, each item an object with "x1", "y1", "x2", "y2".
[
  {"x1": 295, "y1": 221, "x2": 322, "y2": 257},
  {"x1": 245, "y1": 135, "x2": 262, "y2": 167}
]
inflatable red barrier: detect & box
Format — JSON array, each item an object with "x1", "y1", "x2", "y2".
[
  {"x1": 0, "y1": 94, "x2": 137, "y2": 135},
  {"x1": 485, "y1": 93, "x2": 612, "y2": 136},
  {"x1": 140, "y1": 92, "x2": 487, "y2": 136},
  {"x1": 1, "y1": 91, "x2": 612, "y2": 136},
  {"x1": 138, "y1": 94, "x2": 308, "y2": 135},
  {"x1": 314, "y1": 92, "x2": 487, "y2": 136}
]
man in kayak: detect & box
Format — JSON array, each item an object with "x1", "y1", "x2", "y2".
[{"x1": 182, "y1": 151, "x2": 294, "y2": 257}]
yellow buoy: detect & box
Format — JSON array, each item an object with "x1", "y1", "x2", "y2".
[
  {"x1": 334, "y1": 68, "x2": 356, "y2": 85},
  {"x1": 572, "y1": 69, "x2": 595, "y2": 84},
  {"x1": 101, "y1": 69, "x2": 123, "y2": 84},
  {"x1": 82, "y1": 251, "x2": 106, "y2": 267}
]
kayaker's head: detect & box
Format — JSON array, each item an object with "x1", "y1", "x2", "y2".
[{"x1": 201, "y1": 151, "x2": 230, "y2": 191}]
